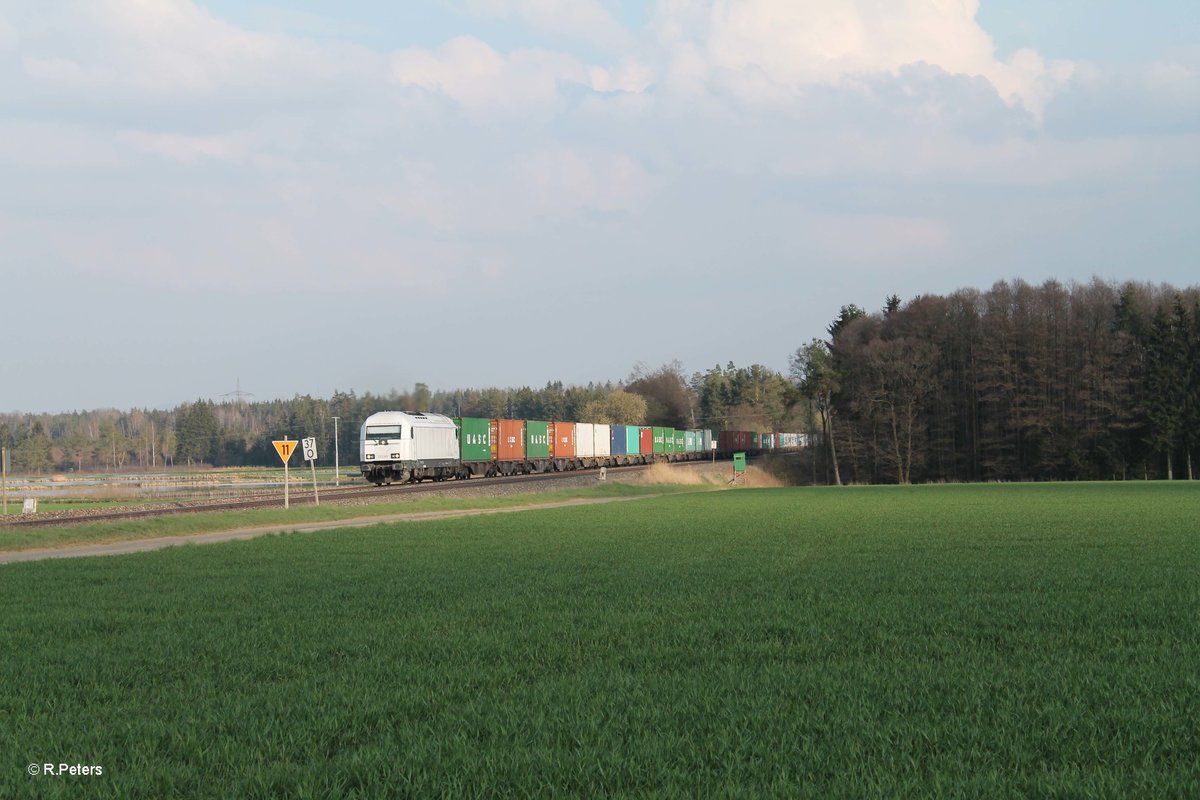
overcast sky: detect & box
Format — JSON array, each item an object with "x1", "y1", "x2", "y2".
[{"x1": 2, "y1": 1, "x2": 1197, "y2": 414}]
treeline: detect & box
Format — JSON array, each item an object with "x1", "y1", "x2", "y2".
[
  {"x1": 0, "y1": 362, "x2": 801, "y2": 474},
  {"x1": 793, "y1": 279, "x2": 1200, "y2": 484}
]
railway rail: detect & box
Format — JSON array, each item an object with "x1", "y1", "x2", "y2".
[{"x1": 0, "y1": 463, "x2": 660, "y2": 529}]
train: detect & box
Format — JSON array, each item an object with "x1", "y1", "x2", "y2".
[{"x1": 359, "y1": 410, "x2": 811, "y2": 485}]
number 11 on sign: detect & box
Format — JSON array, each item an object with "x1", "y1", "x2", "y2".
[{"x1": 273, "y1": 439, "x2": 295, "y2": 508}]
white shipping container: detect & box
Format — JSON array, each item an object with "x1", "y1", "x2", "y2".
[
  {"x1": 575, "y1": 423, "x2": 595, "y2": 458},
  {"x1": 593, "y1": 424, "x2": 611, "y2": 457}
]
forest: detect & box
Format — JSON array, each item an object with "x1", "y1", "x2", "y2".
[
  {"x1": 0, "y1": 363, "x2": 799, "y2": 476},
  {"x1": 3, "y1": 278, "x2": 1196, "y2": 484},
  {"x1": 793, "y1": 279, "x2": 1199, "y2": 484}
]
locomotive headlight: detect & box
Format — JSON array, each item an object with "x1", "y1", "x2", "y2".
[
  {"x1": 391, "y1": 453, "x2": 401, "y2": 459},
  {"x1": 366, "y1": 454, "x2": 375, "y2": 460}
]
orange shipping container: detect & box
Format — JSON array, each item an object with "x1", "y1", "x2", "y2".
[
  {"x1": 494, "y1": 419, "x2": 525, "y2": 461},
  {"x1": 549, "y1": 421, "x2": 575, "y2": 458}
]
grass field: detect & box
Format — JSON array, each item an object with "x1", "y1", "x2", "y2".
[{"x1": 2, "y1": 482, "x2": 1198, "y2": 797}]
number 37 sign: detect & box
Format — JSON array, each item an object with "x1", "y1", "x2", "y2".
[{"x1": 302, "y1": 437, "x2": 318, "y2": 461}]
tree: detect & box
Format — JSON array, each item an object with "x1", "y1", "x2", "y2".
[
  {"x1": 626, "y1": 362, "x2": 695, "y2": 429},
  {"x1": 791, "y1": 340, "x2": 842, "y2": 485},
  {"x1": 578, "y1": 391, "x2": 648, "y2": 425},
  {"x1": 1144, "y1": 302, "x2": 1189, "y2": 479},
  {"x1": 862, "y1": 336, "x2": 939, "y2": 484},
  {"x1": 175, "y1": 400, "x2": 220, "y2": 465},
  {"x1": 14, "y1": 422, "x2": 53, "y2": 473}
]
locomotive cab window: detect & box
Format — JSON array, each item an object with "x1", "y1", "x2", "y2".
[{"x1": 366, "y1": 425, "x2": 402, "y2": 441}]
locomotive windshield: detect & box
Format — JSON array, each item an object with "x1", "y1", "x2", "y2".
[{"x1": 366, "y1": 425, "x2": 402, "y2": 441}]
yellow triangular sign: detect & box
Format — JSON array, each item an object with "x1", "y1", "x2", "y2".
[{"x1": 273, "y1": 440, "x2": 296, "y2": 464}]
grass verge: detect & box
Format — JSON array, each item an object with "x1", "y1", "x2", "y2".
[{"x1": 0, "y1": 482, "x2": 707, "y2": 552}]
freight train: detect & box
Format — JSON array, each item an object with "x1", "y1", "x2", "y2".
[{"x1": 359, "y1": 410, "x2": 809, "y2": 485}]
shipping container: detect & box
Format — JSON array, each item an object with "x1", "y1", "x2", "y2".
[
  {"x1": 684, "y1": 430, "x2": 698, "y2": 453},
  {"x1": 611, "y1": 425, "x2": 627, "y2": 456},
  {"x1": 652, "y1": 427, "x2": 666, "y2": 454},
  {"x1": 674, "y1": 430, "x2": 686, "y2": 452},
  {"x1": 639, "y1": 427, "x2": 653, "y2": 455},
  {"x1": 594, "y1": 424, "x2": 611, "y2": 458},
  {"x1": 494, "y1": 419, "x2": 525, "y2": 461},
  {"x1": 626, "y1": 426, "x2": 641, "y2": 456},
  {"x1": 458, "y1": 417, "x2": 491, "y2": 462},
  {"x1": 719, "y1": 430, "x2": 754, "y2": 452},
  {"x1": 549, "y1": 421, "x2": 575, "y2": 458},
  {"x1": 525, "y1": 420, "x2": 550, "y2": 460},
  {"x1": 702, "y1": 430, "x2": 714, "y2": 453},
  {"x1": 576, "y1": 423, "x2": 596, "y2": 458}
]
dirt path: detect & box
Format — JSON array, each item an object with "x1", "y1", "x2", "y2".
[{"x1": 0, "y1": 495, "x2": 656, "y2": 565}]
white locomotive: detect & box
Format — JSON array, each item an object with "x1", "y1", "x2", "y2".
[{"x1": 360, "y1": 411, "x2": 462, "y2": 485}]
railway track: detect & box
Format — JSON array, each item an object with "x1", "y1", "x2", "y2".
[{"x1": 0, "y1": 463, "x2": 660, "y2": 529}]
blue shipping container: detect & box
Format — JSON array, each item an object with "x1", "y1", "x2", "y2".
[{"x1": 611, "y1": 425, "x2": 628, "y2": 455}]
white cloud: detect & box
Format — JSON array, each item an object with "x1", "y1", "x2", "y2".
[
  {"x1": 512, "y1": 146, "x2": 658, "y2": 215},
  {"x1": 802, "y1": 212, "x2": 951, "y2": 263},
  {"x1": 119, "y1": 130, "x2": 249, "y2": 163},
  {"x1": 17, "y1": 0, "x2": 379, "y2": 96},
  {"x1": 391, "y1": 36, "x2": 593, "y2": 114},
  {"x1": 652, "y1": 0, "x2": 1074, "y2": 115},
  {"x1": 0, "y1": 13, "x2": 16, "y2": 50},
  {"x1": 461, "y1": 0, "x2": 632, "y2": 51}
]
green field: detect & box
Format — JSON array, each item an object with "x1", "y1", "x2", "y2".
[{"x1": 2, "y1": 483, "x2": 1198, "y2": 797}]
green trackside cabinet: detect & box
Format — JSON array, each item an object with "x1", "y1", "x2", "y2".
[
  {"x1": 652, "y1": 427, "x2": 666, "y2": 454},
  {"x1": 733, "y1": 452, "x2": 747, "y2": 472},
  {"x1": 457, "y1": 417, "x2": 492, "y2": 462},
  {"x1": 525, "y1": 420, "x2": 550, "y2": 459}
]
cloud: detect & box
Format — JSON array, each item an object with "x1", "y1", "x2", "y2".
[
  {"x1": 16, "y1": 0, "x2": 379, "y2": 98},
  {"x1": 391, "y1": 35, "x2": 594, "y2": 115},
  {"x1": 1045, "y1": 56, "x2": 1200, "y2": 137},
  {"x1": 512, "y1": 146, "x2": 659, "y2": 215},
  {"x1": 0, "y1": 13, "x2": 16, "y2": 50},
  {"x1": 652, "y1": 0, "x2": 1074, "y2": 116},
  {"x1": 119, "y1": 130, "x2": 249, "y2": 163},
  {"x1": 460, "y1": 0, "x2": 632, "y2": 51},
  {"x1": 802, "y1": 212, "x2": 952, "y2": 263}
]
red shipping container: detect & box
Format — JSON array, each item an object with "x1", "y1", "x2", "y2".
[
  {"x1": 720, "y1": 431, "x2": 754, "y2": 451},
  {"x1": 494, "y1": 419, "x2": 525, "y2": 461},
  {"x1": 639, "y1": 427, "x2": 654, "y2": 455},
  {"x1": 549, "y1": 421, "x2": 575, "y2": 458}
]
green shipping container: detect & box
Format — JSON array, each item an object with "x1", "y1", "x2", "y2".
[
  {"x1": 674, "y1": 430, "x2": 686, "y2": 452},
  {"x1": 626, "y1": 426, "x2": 640, "y2": 455},
  {"x1": 458, "y1": 417, "x2": 491, "y2": 462},
  {"x1": 525, "y1": 420, "x2": 550, "y2": 459},
  {"x1": 684, "y1": 430, "x2": 698, "y2": 452},
  {"x1": 652, "y1": 427, "x2": 666, "y2": 454},
  {"x1": 663, "y1": 427, "x2": 676, "y2": 453}
]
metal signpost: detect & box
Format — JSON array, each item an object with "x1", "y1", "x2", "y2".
[
  {"x1": 1, "y1": 447, "x2": 7, "y2": 516},
  {"x1": 273, "y1": 437, "x2": 296, "y2": 509},
  {"x1": 331, "y1": 416, "x2": 340, "y2": 487},
  {"x1": 303, "y1": 437, "x2": 319, "y2": 506}
]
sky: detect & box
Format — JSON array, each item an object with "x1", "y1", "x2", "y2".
[{"x1": 1, "y1": 1, "x2": 1197, "y2": 414}]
